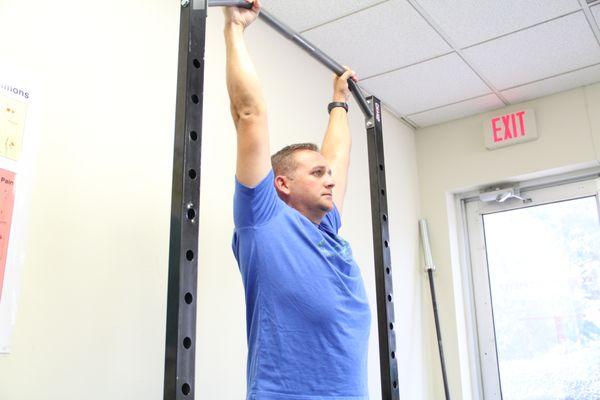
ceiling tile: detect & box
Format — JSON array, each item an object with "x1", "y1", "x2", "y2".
[
  {"x1": 260, "y1": 0, "x2": 384, "y2": 32},
  {"x1": 300, "y1": 0, "x2": 451, "y2": 78},
  {"x1": 413, "y1": 0, "x2": 581, "y2": 48},
  {"x1": 406, "y1": 94, "x2": 504, "y2": 127},
  {"x1": 361, "y1": 53, "x2": 491, "y2": 115},
  {"x1": 462, "y1": 12, "x2": 600, "y2": 90},
  {"x1": 501, "y1": 63, "x2": 600, "y2": 103}
]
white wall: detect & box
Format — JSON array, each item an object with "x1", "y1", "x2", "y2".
[
  {"x1": 0, "y1": 1, "x2": 428, "y2": 399},
  {"x1": 415, "y1": 83, "x2": 600, "y2": 399}
]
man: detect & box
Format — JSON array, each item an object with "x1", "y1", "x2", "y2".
[{"x1": 224, "y1": 2, "x2": 371, "y2": 399}]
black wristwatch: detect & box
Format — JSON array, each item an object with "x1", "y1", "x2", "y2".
[{"x1": 328, "y1": 101, "x2": 348, "y2": 114}]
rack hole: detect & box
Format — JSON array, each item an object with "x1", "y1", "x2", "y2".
[
  {"x1": 188, "y1": 169, "x2": 197, "y2": 180},
  {"x1": 379, "y1": 164, "x2": 384, "y2": 171},
  {"x1": 185, "y1": 293, "x2": 193, "y2": 304},
  {"x1": 183, "y1": 337, "x2": 192, "y2": 349},
  {"x1": 190, "y1": 131, "x2": 198, "y2": 141},
  {"x1": 382, "y1": 214, "x2": 388, "y2": 222},
  {"x1": 389, "y1": 322, "x2": 394, "y2": 330},
  {"x1": 393, "y1": 381, "x2": 398, "y2": 389},
  {"x1": 182, "y1": 383, "x2": 191, "y2": 395},
  {"x1": 387, "y1": 294, "x2": 392, "y2": 302},
  {"x1": 193, "y1": 59, "x2": 201, "y2": 69},
  {"x1": 191, "y1": 94, "x2": 199, "y2": 104},
  {"x1": 384, "y1": 241, "x2": 389, "y2": 248},
  {"x1": 391, "y1": 351, "x2": 396, "y2": 359},
  {"x1": 187, "y1": 208, "x2": 196, "y2": 220},
  {"x1": 381, "y1": 188, "x2": 385, "y2": 196},
  {"x1": 186, "y1": 250, "x2": 194, "y2": 261},
  {"x1": 386, "y1": 267, "x2": 390, "y2": 275}
]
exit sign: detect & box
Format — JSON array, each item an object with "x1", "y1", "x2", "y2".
[{"x1": 484, "y1": 109, "x2": 538, "y2": 150}]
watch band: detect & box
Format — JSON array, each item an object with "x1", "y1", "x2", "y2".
[{"x1": 328, "y1": 101, "x2": 348, "y2": 114}]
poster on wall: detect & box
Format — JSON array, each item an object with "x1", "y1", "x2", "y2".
[
  {"x1": 0, "y1": 71, "x2": 34, "y2": 354},
  {"x1": 0, "y1": 86, "x2": 28, "y2": 161},
  {"x1": 0, "y1": 169, "x2": 16, "y2": 302}
]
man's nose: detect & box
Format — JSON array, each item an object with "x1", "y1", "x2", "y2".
[{"x1": 325, "y1": 177, "x2": 335, "y2": 188}]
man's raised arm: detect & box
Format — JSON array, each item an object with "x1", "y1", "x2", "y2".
[
  {"x1": 224, "y1": 0, "x2": 271, "y2": 188},
  {"x1": 321, "y1": 68, "x2": 357, "y2": 214}
]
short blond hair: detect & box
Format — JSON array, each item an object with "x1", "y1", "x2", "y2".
[{"x1": 271, "y1": 143, "x2": 319, "y2": 177}]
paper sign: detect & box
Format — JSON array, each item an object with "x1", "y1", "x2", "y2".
[
  {"x1": 0, "y1": 169, "x2": 16, "y2": 301},
  {"x1": 0, "y1": 94, "x2": 28, "y2": 161}
]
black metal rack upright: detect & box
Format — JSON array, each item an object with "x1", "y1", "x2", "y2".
[
  {"x1": 164, "y1": 1, "x2": 399, "y2": 399},
  {"x1": 163, "y1": 1, "x2": 206, "y2": 399},
  {"x1": 365, "y1": 96, "x2": 399, "y2": 400}
]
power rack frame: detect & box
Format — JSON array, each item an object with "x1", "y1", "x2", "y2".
[{"x1": 164, "y1": 1, "x2": 399, "y2": 399}]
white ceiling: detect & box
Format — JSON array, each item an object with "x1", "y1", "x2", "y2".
[{"x1": 260, "y1": 0, "x2": 600, "y2": 128}]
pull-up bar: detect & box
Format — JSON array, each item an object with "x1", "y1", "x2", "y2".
[
  {"x1": 207, "y1": 0, "x2": 374, "y2": 119},
  {"x1": 165, "y1": 1, "x2": 396, "y2": 399}
]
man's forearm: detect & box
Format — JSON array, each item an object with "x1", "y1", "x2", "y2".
[
  {"x1": 321, "y1": 93, "x2": 352, "y2": 212},
  {"x1": 224, "y1": 23, "x2": 266, "y2": 119}
]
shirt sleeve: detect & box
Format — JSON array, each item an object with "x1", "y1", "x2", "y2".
[
  {"x1": 234, "y1": 170, "x2": 283, "y2": 229},
  {"x1": 319, "y1": 204, "x2": 342, "y2": 234}
]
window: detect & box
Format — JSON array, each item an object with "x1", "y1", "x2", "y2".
[{"x1": 464, "y1": 172, "x2": 600, "y2": 399}]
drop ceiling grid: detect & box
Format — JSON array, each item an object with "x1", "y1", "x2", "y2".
[
  {"x1": 260, "y1": 0, "x2": 385, "y2": 32},
  {"x1": 360, "y1": 53, "x2": 492, "y2": 115},
  {"x1": 404, "y1": 0, "x2": 510, "y2": 108},
  {"x1": 405, "y1": 93, "x2": 504, "y2": 127},
  {"x1": 501, "y1": 63, "x2": 600, "y2": 103},
  {"x1": 412, "y1": 0, "x2": 582, "y2": 48},
  {"x1": 255, "y1": 1, "x2": 600, "y2": 127},
  {"x1": 300, "y1": 0, "x2": 452, "y2": 78},
  {"x1": 593, "y1": 4, "x2": 600, "y2": 26},
  {"x1": 461, "y1": 12, "x2": 600, "y2": 90}
]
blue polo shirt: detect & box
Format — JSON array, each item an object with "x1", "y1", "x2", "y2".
[{"x1": 232, "y1": 170, "x2": 371, "y2": 400}]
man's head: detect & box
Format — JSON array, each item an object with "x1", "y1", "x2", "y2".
[{"x1": 271, "y1": 143, "x2": 335, "y2": 222}]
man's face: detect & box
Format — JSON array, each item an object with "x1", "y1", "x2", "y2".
[{"x1": 286, "y1": 150, "x2": 335, "y2": 213}]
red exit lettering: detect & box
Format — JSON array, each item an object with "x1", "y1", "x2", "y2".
[{"x1": 491, "y1": 111, "x2": 526, "y2": 143}]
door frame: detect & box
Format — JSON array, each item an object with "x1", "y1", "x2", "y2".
[{"x1": 455, "y1": 167, "x2": 600, "y2": 399}]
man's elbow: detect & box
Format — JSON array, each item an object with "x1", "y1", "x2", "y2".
[{"x1": 236, "y1": 104, "x2": 266, "y2": 121}]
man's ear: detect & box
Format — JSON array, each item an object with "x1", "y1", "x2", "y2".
[{"x1": 274, "y1": 175, "x2": 291, "y2": 195}]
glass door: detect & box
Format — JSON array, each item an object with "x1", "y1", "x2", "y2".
[{"x1": 466, "y1": 177, "x2": 600, "y2": 399}]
